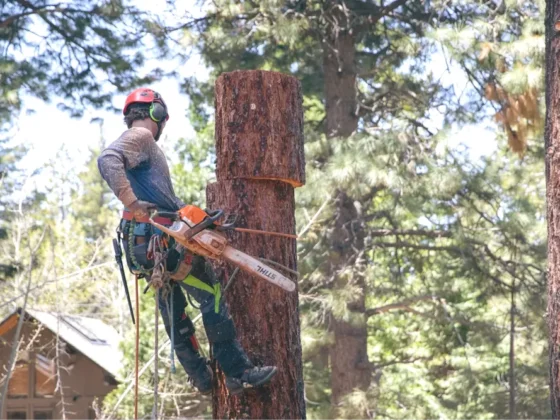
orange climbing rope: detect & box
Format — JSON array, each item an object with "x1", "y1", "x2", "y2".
[
  {"x1": 134, "y1": 274, "x2": 140, "y2": 420},
  {"x1": 232, "y1": 227, "x2": 298, "y2": 240}
]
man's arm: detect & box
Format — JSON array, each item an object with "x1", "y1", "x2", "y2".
[{"x1": 97, "y1": 127, "x2": 156, "y2": 218}]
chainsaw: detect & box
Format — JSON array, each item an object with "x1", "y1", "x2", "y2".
[{"x1": 149, "y1": 205, "x2": 296, "y2": 292}]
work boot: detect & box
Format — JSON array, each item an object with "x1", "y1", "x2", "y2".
[
  {"x1": 188, "y1": 362, "x2": 213, "y2": 395},
  {"x1": 226, "y1": 366, "x2": 278, "y2": 396}
]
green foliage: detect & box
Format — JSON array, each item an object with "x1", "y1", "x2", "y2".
[
  {"x1": 0, "y1": 0, "x2": 173, "y2": 127},
  {"x1": 296, "y1": 130, "x2": 548, "y2": 418},
  {"x1": 71, "y1": 142, "x2": 119, "y2": 241},
  {"x1": 0, "y1": 137, "x2": 28, "y2": 280},
  {"x1": 182, "y1": 0, "x2": 447, "y2": 134},
  {"x1": 171, "y1": 123, "x2": 216, "y2": 207},
  {"x1": 433, "y1": 0, "x2": 544, "y2": 154}
]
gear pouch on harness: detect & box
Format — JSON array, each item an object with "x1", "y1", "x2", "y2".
[
  {"x1": 119, "y1": 219, "x2": 190, "y2": 279},
  {"x1": 120, "y1": 219, "x2": 155, "y2": 274}
]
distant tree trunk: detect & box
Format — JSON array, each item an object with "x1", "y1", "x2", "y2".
[
  {"x1": 207, "y1": 70, "x2": 306, "y2": 419},
  {"x1": 546, "y1": 0, "x2": 560, "y2": 416},
  {"x1": 321, "y1": 3, "x2": 370, "y2": 416},
  {"x1": 509, "y1": 280, "x2": 516, "y2": 419},
  {"x1": 322, "y1": 5, "x2": 358, "y2": 138},
  {"x1": 327, "y1": 191, "x2": 369, "y2": 415}
]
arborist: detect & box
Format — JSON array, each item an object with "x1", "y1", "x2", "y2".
[{"x1": 97, "y1": 87, "x2": 277, "y2": 396}]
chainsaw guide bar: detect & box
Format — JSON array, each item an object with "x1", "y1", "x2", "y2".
[{"x1": 150, "y1": 209, "x2": 296, "y2": 292}]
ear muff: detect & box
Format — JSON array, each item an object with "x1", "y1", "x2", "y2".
[{"x1": 149, "y1": 102, "x2": 167, "y2": 122}]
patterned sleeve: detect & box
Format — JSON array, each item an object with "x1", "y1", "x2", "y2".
[{"x1": 97, "y1": 128, "x2": 153, "y2": 207}]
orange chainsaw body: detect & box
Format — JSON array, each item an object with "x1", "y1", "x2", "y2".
[{"x1": 178, "y1": 205, "x2": 210, "y2": 226}]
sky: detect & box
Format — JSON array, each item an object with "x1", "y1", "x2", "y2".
[{"x1": 14, "y1": 68, "x2": 201, "y2": 169}]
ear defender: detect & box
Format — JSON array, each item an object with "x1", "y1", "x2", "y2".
[{"x1": 149, "y1": 102, "x2": 167, "y2": 122}]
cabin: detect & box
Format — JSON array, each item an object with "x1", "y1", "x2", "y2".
[{"x1": 0, "y1": 308, "x2": 123, "y2": 419}]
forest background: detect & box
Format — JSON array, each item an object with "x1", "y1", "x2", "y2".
[{"x1": 0, "y1": 0, "x2": 548, "y2": 418}]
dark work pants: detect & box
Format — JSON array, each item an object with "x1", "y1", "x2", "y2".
[{"x1": 157, "y1": 255, "x2": 253, "y2": 378}]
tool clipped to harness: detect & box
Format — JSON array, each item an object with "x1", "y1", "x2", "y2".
[{"x1": 113, "y1": 237, "x2": 136, "y2": 325}]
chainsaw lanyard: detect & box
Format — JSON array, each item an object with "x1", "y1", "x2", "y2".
[{"x1": 182, "y1": 274, "x2": 222, "y2": 314}]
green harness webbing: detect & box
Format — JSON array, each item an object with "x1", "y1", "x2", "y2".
[
  {"x1": 127, "y1": 219, "x2": 222, "y2": 313},
  {"x1": 182, "y1": 274, "x2": 222, "y2": 314}
]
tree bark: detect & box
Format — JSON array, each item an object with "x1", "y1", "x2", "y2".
[
  {"x1": 322, "y1": 4, "x2": 358, "y2": 138},
  {"x1": 321, "y1": 3, "x2": 369, "y2": 415},
  {"x1": 328, "y1": 192, "x2": 370, "y2": 416},
  {"x1": 546, "y1": 0, "x2": 560, "y2": 416},
  {"x1": 214, "y1": 70, "x2": 305, "y2": 187},
  {"x1": 208, "y1": 70, "x2": 306, "y2": 419}
]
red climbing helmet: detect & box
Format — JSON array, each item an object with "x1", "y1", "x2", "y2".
[{"x1": 123, "y1": 88, "x2": 169, "y2": 122}]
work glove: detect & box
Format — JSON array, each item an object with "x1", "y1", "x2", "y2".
[{"x1": 129, "y1": 200, "x2": 157, "y2": 220}]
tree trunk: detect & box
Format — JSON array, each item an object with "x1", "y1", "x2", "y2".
[
  {"x1": 321, "y1": 3, "x2": 369, "y2": 415},
  {"x1": 207, "y1": 70, "x2": 306, "y2": 419},
  {"x1": 328, "y1": 192, "x2": 370, "y2": 416},
  {"x1": 546, "y1": 0, "x2": 560, "y2": 416},
  {"x1": 322, "y1": 4, "x2": 358, "y2": 138}
]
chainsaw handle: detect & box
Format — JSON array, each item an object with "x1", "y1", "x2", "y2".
[
  {"x1": 184, "y1": 209, "x2": 224, "y2": 239},
  {"x1": 152, "y1": 210, "x2": 179, "y2": 220},
  {"x1": 206, "y1": 209, "x2": 224, "y2": 222}
]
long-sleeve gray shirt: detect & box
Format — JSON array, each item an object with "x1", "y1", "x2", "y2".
[{"x1": 97, "y1": 127, "x2": 184, "y2": 211}]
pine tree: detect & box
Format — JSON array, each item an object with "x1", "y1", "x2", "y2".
[{"x1": 171, "y1": 1, "x2": 550, "y2": 417}]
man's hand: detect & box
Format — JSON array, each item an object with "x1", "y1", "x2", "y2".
[{"x1": 129, "y1": 200, "x2": 157, "y2": 220}]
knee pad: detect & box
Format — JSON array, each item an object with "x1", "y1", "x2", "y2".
[
  {"x1": 177, "y1": 313, "x2": 196, "y2": 337},
  {"x1": 204, "y1": 318, "x2": 237, "y2": 343},
  {"x1": 176, "y1": 313, "x2": 203, "y2": 352}
]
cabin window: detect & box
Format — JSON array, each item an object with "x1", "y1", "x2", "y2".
[
  {"x1": 6, "y1": 411, "x2": 26, "y2": 419},
  {"x1": 33, "y1": 411, "x2": 52, "y2": 419},
  {"x1": 34, "y1": 354, "x2": 55, "y2": 397},
  {"x1": 7, "y1": 351, "x2": 56, "y2": 399}
]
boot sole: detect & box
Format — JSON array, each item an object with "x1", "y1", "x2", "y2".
[{"x1": 228, "y1": 367, "x2": 278, "y2": 396}]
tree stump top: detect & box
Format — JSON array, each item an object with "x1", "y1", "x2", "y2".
[{"x1": 215, "y1": 70, "x2": 306, "y2": 187}]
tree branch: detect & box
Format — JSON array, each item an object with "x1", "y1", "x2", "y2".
[
  {"x1": 366, "y1": 295, "x2": 439, "y2": 317},
  {"x1": 0, "y1": 227, "x2": 46, "y2": 414},
  {"x1": 369, "y1": 229, "x2": 453, "y2": 238},
  {"x1": 0, "y1": 4, "x2": 65, "y2": 28},
  {"x1": 373, "y1": 241, "x2": 459, "y2": 253},
  {"x1": 379, "y1": 0, "x2": 410, "y2": 19}
]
